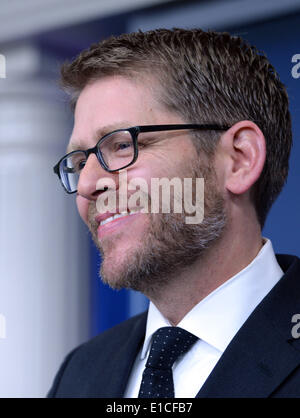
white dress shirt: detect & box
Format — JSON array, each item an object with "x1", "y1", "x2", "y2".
[{"x1": 124, "y1": 238, "x2": 284, "y2": 398}]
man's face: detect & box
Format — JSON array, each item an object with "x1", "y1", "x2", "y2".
[{"x1": 69, "y1": 75, "x2": 226, "y2": 294}]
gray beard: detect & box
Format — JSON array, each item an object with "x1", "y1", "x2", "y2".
[{"x1": 88, "y1": 164, "x2": 226, "y2": 295}]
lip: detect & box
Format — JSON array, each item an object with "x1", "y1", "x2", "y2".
[
  {"x1": 95, "y1": 208, "x2": 142, "y2": 224},
  {"x1": 95, "y1": 211, "x2": 123, "y2": 225},
  {"x1": 96, "y1": 210, "x2": 143, "y2": 240}
]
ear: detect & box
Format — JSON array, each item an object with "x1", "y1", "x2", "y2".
[{"x1": 221, "y1": 121, "x2": 266, "y2": 195}]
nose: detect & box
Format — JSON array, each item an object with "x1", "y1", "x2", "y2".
[{"x1": 77, "y1": 154, "x2": 116, "y2": 201}]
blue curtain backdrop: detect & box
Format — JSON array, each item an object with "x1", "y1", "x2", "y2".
[
  {"x1": 235, "y1": 14, "x2": 300, "y2": 255},
  {"x1": 90, "y1": 12, "x2": 300, "y2": 337}
]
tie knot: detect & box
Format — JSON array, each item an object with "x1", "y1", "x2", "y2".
[{"x1": 146, "y1": 327, "x2": 198, "y2": 370}]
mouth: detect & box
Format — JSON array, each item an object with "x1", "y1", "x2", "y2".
[
  {"x1": 95, "y1": 209, "x2": 143, "y2": 239},
  {"x1": 99, "y1": 211, "x2": 139, "y2": 226}
]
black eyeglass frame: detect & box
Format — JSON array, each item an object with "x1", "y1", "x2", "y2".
[{"x1": 53, "y1": 123, "x2": 230, "y2": 194}]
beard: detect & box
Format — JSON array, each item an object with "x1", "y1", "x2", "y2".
[{"x1": 87, "y1": 160, "x2": 226, "y2": 296}]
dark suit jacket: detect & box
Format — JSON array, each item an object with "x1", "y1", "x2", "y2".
[{"x1": 48, "y1": 254, "x2": 300, "y2": 398}]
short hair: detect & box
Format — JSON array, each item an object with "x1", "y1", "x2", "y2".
[{"x1": 60, "y1": 28, "x2": 292, "y2": 227}]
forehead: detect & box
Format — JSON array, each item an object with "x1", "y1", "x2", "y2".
[
  {"x1": 76, "y1": 75, "x2": 157, "y2": 110},
  {"x1": 68, "y1": 75, "x2": 178, "y2": 151},
  {"x1": 71, "y1": 77, "x2": 158, "y2": 144}
]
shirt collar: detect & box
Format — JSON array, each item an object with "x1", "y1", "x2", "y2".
[{"x1": 141, "y1": 238, "x2": 283, "y2": 358}]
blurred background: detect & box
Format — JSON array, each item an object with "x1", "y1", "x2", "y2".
[{"x1": 0, "y1": 0, "x2": 299, "y2": 397}]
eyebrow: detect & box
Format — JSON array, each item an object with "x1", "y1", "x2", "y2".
[{"x1": 66, "y1": 121, "x2": 133, "y2": 154}]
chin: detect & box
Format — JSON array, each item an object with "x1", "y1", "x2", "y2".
[
  {"x1": 99, "y1": 262, "x2": 127, "y2": 290},
  {"x1": 98, "y1": 240, "x2": 135, "y2": 286}
]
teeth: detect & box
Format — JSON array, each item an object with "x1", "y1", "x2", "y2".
[{"x1": 100, "y1": 211, "x2": 139, "y2": 226}]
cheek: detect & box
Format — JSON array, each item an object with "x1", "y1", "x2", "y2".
[
  {"x1": 76, "y1": 195, "x2": 89, "y2": 225},
  {"x1": 130, "y1": 158, "x2": 170, "y2": 181}
]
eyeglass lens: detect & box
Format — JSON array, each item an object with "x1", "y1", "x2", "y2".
[
  {"x1": 99, "y1": 130, "x2": 135, "y2": 170},
  {"x1": 60, "y1": 130, "x2": 135, "y2": 192}
]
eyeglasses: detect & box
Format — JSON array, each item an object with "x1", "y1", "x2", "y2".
[{"x1": 53, "y1": 123, "x2": 230, "y2": 194}]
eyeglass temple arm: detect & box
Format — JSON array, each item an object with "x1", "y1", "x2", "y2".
[{"x1": 136, "y1": 124, "x2": 230, "y2": 133}]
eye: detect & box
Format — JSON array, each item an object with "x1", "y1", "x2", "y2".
[
  {"x1": 77, "y1": 160, "x2": 86, "y2": 171},
  {"x1": 68, "y1": 155, "x2": 87, "y2": 172},
  {"x1": 115, "y1": 142, "x2": 132, "y2": 151}
]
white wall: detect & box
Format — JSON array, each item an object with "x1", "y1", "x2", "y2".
[{"x1": 0, "y1": 43, "x2": 90, "y2": 397}]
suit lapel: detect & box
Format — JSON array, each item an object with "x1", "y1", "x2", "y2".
[
  {"x1": 197, "y1": 255, "x2": 300, "y2": 397},
  {"x1": 99, "y1": 311, "x2": 147, "y2": 397}
]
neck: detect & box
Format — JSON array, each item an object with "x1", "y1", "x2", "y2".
[{"x1": 145, "y1": 216, "x2": 263, "y2": 326}]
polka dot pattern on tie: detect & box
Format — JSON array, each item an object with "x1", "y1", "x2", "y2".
[{"x1": 138, "y1": 327, "x2": 198, "y2": 398}]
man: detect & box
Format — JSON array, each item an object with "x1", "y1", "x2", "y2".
[{"x1": 49, "y1": 28, "x2": 300, "y2": 398}]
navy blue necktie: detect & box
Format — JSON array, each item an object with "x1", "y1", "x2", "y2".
[{"x1": 138, "y1": 327, "x2": 198, "y2": 398}]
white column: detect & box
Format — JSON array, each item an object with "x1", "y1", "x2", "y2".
[{"x1": 0, "y1": 43, "x2": 89, "y2": 397}]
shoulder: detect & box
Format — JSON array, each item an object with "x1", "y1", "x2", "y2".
[
  {"x1": 74, "y1": 311, "x2": 147, "y2": 358},
  {"x1": 65, "y1": 311, "x2": 147, "y2": 364},
  {"x1": 47, "y1": 311, "x2": 147, "y2": 398},
  {"x1": 276, "y1": 253, "x2": 300, "y2": 271}
]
